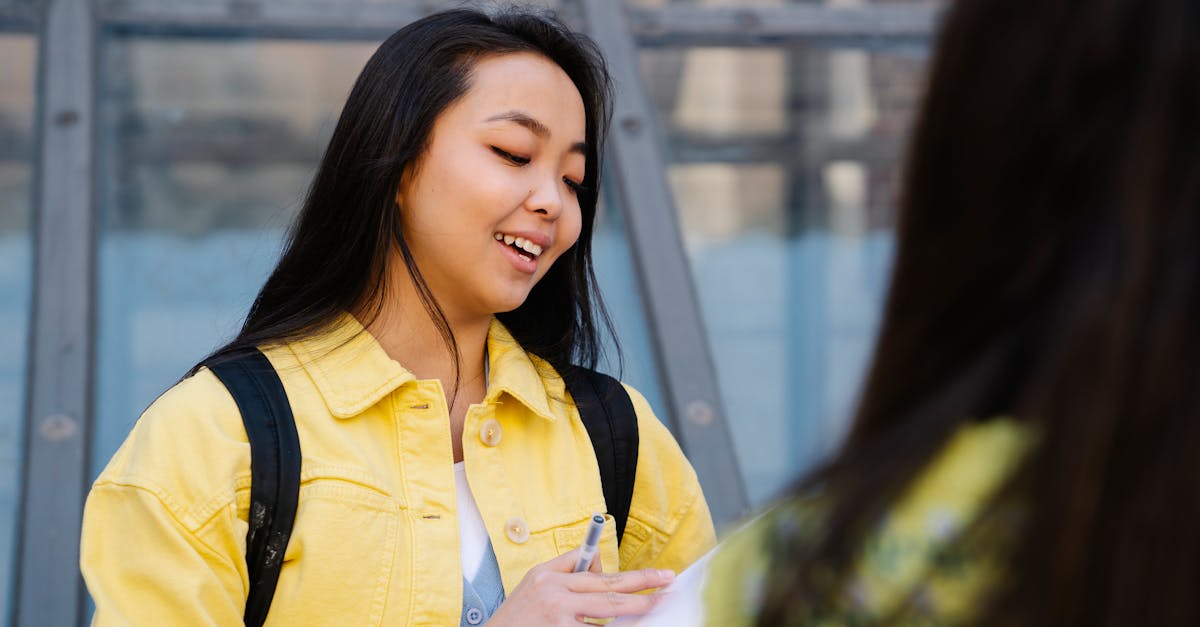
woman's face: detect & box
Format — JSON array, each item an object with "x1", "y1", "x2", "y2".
[{"x1": 395, "y1": 51, "x2": 587, "y2": 320}]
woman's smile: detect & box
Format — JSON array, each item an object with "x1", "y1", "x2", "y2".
[{"x1": 493, "y1": 230, "x2": 551, "y2": 275}]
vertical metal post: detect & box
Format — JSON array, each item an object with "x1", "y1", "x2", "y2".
[
  {"x1": 15, "y1": 0, "x2": 96, "y2": 624},
  {"x1": 579, "y1": 0, "x2": 750, "y2": 528},
  {"x1": 783, "y1": 47, "x2": 831, "y2": 477}
]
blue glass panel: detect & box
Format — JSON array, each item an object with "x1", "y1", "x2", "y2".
[
  {"x1": 641, "y1": 45, "x2": 925, "y2": 505},
  {"x1": 93, "y1": 230, "x2": 288, "y2": 472}
]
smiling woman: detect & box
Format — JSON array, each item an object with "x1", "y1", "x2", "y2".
[
  {"x1": 393, "y1": 53, "x2": 586, "y2": 324},
  {"x1": 79, "y1": 7, "x2": 714, "y2": 627}
]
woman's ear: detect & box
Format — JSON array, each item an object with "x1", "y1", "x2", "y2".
[{"x1": 394, "y1": 166, "x2": 415, "y2": 209}]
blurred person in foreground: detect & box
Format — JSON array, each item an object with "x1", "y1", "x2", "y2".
[{"x1": 627, "y1": 0, "x2": 1200, "y2": 624}]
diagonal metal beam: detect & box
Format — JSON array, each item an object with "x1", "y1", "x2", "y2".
[
  {"x1": 98, "y1": 0, "x2": 421, "y2": 40},
  {"x1": 579, "y1": 0, "x2": 750, "y2": 529},
  {"x1": 14, "y1": 0, "x2": 96, "y2": 624}
]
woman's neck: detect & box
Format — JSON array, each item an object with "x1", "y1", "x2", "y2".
[{"x1": 358, "y1": 267, "x2": 491, "y2": 388}]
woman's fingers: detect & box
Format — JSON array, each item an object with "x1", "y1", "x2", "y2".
[
  {"x1": 546, "y1": 547, "x2": 604, "y2": 574},
  {"x1": 571, "y1": 589, "x2": 664, "y2": 619},
  {"x1": 588, "y1": 549, "x2": 603, "y2": 573},
  {"x1": 566, "y1": 568, "x2": 675, "y2": 594},
  {"x1": 491, "y1": 557, "x2": 676, "y2": 626},
  {"x1": 545, "y1": 548, "x2": 587, "y2": 572}
]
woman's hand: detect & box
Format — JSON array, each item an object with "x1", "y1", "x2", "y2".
[{"x1": 487, "y1": 549, "x2": 675, "y2": 626}]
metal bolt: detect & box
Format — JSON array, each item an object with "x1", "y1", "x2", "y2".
[
  {"x1": 53, "y1": 110, "x2": 79, "y2": 127},
  {"x1": 734, "y1": 10, "x2": 763, "y2": 30},
  {"x1": 40, "y1": 413, "x2": 78, "y2": 442},
  {"x1": 636, "y1": 12, "x2": 662, "y2": 33},
  {"x1": 685, "y1": 400, "x2": 715, "y2": 426},
  {"x1": 621, "y1": 116, "x2": 642, "y2": 136},
  {"x1": 229, "y1": 0, "x2": 261, "y2": 18}
]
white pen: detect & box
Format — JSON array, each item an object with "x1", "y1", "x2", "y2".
[{"x1": 572, "y1": 513, "x2": 606, "y2": 573}]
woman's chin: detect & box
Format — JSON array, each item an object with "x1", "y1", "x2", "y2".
[
  {"x1": 492, "y1": 299, "x2": 529, "y2": 315},
  {"x1": 484, "y1": 290, "x2": 534, "y2": 316}
]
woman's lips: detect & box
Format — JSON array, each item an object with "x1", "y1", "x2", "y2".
[{"x1": 497, "y1": 238, "x2": 538, "y2": 274}]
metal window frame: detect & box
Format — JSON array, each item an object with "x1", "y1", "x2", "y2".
[
  {"x1": 99, "y1": 0, "x2": 421, "y2": 40},
  {"x1": 0, "y1": 11, "x2": 36, "y2": 30},
  {"x1": 13, "y1": 2, "x2": 936, "y2": 624},
  {"x1": 630, "y1": 4, "x2": 939, "y2": 47}
]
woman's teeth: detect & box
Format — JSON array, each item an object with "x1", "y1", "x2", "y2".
[{"x1": 493, "y1": 233, "x2": 544, "y2": 257}]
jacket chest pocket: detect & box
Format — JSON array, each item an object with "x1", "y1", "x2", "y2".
[
  {"x1": 243, "y1": 480, "x2": 403, "y2": 627},
  {"x1": 552, "y1": 514, "x2": 621, "y2": 573}
]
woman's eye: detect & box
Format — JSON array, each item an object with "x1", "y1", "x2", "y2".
[
  {"x1": 563, "y1": 177, "x2": 588, "y2": 196},
  {"x1": 491, "y1": 146, "x2": 531, "y2": 165}
]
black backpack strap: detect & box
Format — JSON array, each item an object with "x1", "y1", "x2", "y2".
[
  {"x1": 566, "y1": 368, "x2": 639, "y2": 544},
  {"x1": 209, "y1": 349, "x2": 302, "y2": 627}
]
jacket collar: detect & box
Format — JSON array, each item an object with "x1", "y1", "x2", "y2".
[
  {"x1": 483, "y1": 318, "x2": 560, "y2": 422},
  {"x1": 286, "y1": 313, "x2": 558, "y2": 421}
]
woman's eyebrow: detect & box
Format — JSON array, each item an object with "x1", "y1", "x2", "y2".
[{"x1": 485, "y1": 110, "x2": 588, "y2": 154}]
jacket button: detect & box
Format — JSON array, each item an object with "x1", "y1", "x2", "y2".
[
  {"x1": 465, "y1": 607, "x2": 484, "y2": 625},
  {"x1": 479, "y1": 419, "x2": 502, "y2": 447},
  {"x1": 505, "y1": 517, "x2": 530, "y2": 544}
]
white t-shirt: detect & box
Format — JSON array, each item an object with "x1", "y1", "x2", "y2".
[
  {"x1": 458, "y1": 355, "x2": 494, "y2": 581},
  {"x1": 455, "y1": 461, "x2": 491, "y2": 581}
]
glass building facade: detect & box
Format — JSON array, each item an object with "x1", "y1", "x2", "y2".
[{"x1": 1, "y1": 0, "x2": 935, "y2": 623}]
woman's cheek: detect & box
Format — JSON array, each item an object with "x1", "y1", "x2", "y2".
[
  {"x1": 563, "y1": 207, "x2": 583, "y2": 248},
  {"x1": 536, "y1": 240, "x2": 573, "y2": 282}
]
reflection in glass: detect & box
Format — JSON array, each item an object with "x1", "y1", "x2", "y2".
[
  {"x1": 0, "y1": 33, "x2": 36, "y2": 623},
  {"x1": 641, "y1": 44, "x2": 925, "y2": 504}
]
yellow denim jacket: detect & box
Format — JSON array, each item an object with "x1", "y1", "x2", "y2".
[{"x1": 81, "y1": 316, "x2": 716, "y2": 626}]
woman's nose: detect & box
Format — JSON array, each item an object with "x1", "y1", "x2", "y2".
[{"x1": 523, "y1": 173, "x2": 565, "y2": 218}]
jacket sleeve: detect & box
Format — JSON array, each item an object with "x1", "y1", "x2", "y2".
[
  {"x1": 619, "y1": 384, "x2": 718, "y2": 575},
  {"x1": 81, "y1": 480, "x2": 246, "y2": 626},
  {"x1": 81, "y1": 372, "x2": 252, "y2": 626}
]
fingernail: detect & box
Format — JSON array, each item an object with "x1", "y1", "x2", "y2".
[{"x1": 658, "y1": 569, "x2": 675, "y2": 581}]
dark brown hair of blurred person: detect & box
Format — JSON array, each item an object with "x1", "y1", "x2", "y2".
[{"x1": 756, "y1": 0, "x2": 1200, "y2": 624}]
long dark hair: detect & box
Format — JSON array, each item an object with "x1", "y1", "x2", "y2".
[
  {"x1": 194, "y1": 7, "x2": 616, "y2": 385},
  {"x1": 758, "y1": 0, "x2": 1200, "y2": 624}
]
